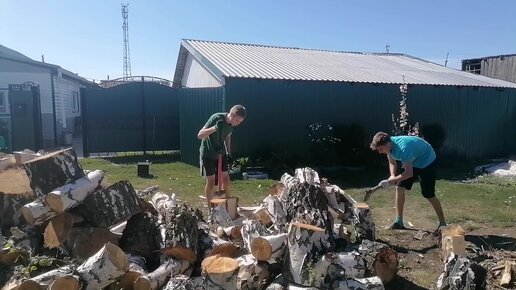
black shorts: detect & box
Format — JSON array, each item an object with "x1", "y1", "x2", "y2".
[
  {"x1": 397, "y1": 161, "x2": 436, "y2": 198},
  {"x1": 202, "y1": 156, "x2": 228, "y2": 177}
]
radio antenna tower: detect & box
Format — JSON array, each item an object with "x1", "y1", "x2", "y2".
[{"x1": 122, "y1": 4, "x2": 132, "y2": 77}]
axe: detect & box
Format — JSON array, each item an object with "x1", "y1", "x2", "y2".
[{"x1": 363, "y1": 184, "x2": 385, "y2": 202}]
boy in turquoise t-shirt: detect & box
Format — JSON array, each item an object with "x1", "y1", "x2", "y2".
[{"x1": 370, "y1": 132, "x2": 446, "y2": 230}]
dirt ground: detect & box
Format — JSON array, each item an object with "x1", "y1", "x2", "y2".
[{"x1": 0, "y1": 167, "x2": 31, "y2": 194}]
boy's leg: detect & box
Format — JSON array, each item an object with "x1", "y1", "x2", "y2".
[
  {"x1": 420, "y1": 163, "x2": 446, "y2": 226},
  {"x1": 205, "y1": 175, "x2": 216, "y2": 207},
  {"x1": 395, "y1": 186, "x2": 406, "y2": 223}
]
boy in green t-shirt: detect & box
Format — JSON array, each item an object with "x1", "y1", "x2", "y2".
[{"x1": 197, "y1": 105, "x2": 246, "y2": 207}]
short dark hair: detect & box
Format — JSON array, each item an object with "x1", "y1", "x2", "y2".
[
  {"x1": 230, "y1": 105, "x2": 246, "y2": 118},
  {"x1": 370, "y1": 131, "x2": 391, "y2": 150}
]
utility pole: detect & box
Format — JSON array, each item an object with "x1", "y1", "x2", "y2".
[
  {"x1": 122, "y1": 4, "x2": 132, "y2": 78},
  {"x1": 385, "y1": 44, "x2": 390, "y2": 53},
  {"x1": 444, "y1": 52, "x2": 450, "y2": 67}
]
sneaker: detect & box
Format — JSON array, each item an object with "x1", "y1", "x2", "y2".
[{"x1": 388, "y1": 222, "x2": 406, "y2": 230}]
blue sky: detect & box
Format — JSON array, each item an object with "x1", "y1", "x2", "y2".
[{"x1": 1, "y1": 0, "x2": 515, "y2": 82}]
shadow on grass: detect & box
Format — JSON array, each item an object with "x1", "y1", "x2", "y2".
[
  {"x1": 465, "y1": 234, "x2": 516, "y2": 251},
  {"x1": 385, "y1": 275, "x2": 428, "y2": 290},
  {"x1": 96, "y1": 151, "x2": 181, "y2": 165}
]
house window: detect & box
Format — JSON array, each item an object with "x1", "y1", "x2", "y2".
[
  {"x1": 0, "y1": 90, "x2": 9, "y2": 114},
  {"x1": 72, "y1": 91, "x2": 80, "y2": 112}
]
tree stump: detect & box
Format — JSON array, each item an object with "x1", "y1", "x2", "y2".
[
  {"x1": 72, "y1": 180, "x2": 140, "y2": 228},
  {"x1": 236, "y1": 254, "x2": 272, "y2": 290},
  {"x1": 23, "y1": 148, "x2": 84, "y2": 196},
  {"x1": 202, "y1": 254, "x2": 239, "y2": 290},
  {"x1": 45, "y1": 170, "x2": 104, "y2": 213},
  {"x1": 77, "y1": 242, "x2": 129, "y2": 290},
  {"x1": 133, "y1": 258, "x2": 189, "y2": 290},
  {"x1": 285, "y1": 222, "x2": 331, "y2": 285},
  {"x1": 119, "y1": 212, "x2": 161, "y2": 267},
  {"x1": 358, "y1": 240, "x2": 398, "y2": 284}
]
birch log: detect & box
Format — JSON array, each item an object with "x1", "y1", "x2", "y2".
[
  {"x1": 436, "y1": 253, "x2": 483, "y2": 290},
  {"x1": 331, "y1": 276, "x2": 385, "y2": 290},
  {"x1": 72, "y1": 180, "x2": 140, "y2": 228},
  {"x1": 43, "y1": 212, "x2": 74, "y2": 248},
  {"x1": 45, "y1": 170, "x2": 104, "y2": 213},
  {"x1": 18, "y1": 266, "x2": 80, "y2": 290},
  {"x1": 23, "y1": 148, "x2": 84, "y2": 197},
  {"x1": 311, "y1": 251, "x2": 366, "y2": 288},
  {"x1": 64, "y1": 228, "x2": 119, "y2": 261},
  {"x1": 202, "y1": 254, "x2": 239, "y2": 290},
  {"x1": 119, "y1": 212, "x2": 161, "y2": 266},
  {"x1": 0, "y1": 191, "x2": 35, "y2": 228},
  {"x1": 77, "y1": 242, "x2": 129, "y2": 290},
  {"x1": 115, "y1": 254, "x2": 147, "y2": 290},
  {"x1": 263, "y1": 233, "x2": 288, "y2": 263},
  {"x1": 161, "y1": 204, "x2": 201, "y2": 265},
  {"x1": 358, "y1": 240, "x2": 398, "y2": 284},
  {"x1": 163, "y1": 275, "x2": 204, "y2": 290},
  {"x1": 241, "y1": 219, "x2": 272, "y2": 252},
  {"x1": 21, "y1": 198, "x2": 57, "y2": 225},
  {"x1": 133, "y1": 258, "x2": 189, "y2": 290},
  {"x1": 236, "y1": 254, "x2": 272, "y2": 290},
  {"x1": 352, "y1": 203, "x2": 375, "y2": 242},
  {"x1": 286, "y1": 223, "x2": 331, "y2": 285}
]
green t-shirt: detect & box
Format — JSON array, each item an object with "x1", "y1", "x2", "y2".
[{"x1": 199, "y1": 113, "x2": 234, "y2": 159}]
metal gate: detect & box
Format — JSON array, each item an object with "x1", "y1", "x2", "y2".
[
  {"x1": 8, "y1": 82, "x2": 42, "y2": 151},
  {"x1": 81, "y1": 78, "x2": 180, "y2": 155}
]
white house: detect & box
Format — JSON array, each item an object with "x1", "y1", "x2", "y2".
[{"x1": 0, "y1": 44, "x2": 96, "y2": 151}]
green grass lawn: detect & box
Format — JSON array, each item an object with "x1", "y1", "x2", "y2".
[{"x1": 80, "y1": 156, "x2": 515, "y2": 229}]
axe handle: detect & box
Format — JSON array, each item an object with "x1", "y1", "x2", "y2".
[{"x1": 366, "y1": 184, "x2": 384, "y2": 194}]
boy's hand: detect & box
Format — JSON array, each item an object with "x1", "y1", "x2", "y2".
[{"x1": 215, "y1": 119, "x2": 224, "y2": 131}]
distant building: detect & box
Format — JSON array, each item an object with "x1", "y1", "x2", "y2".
[
  {"x1": 0, "y1": 44, "x2": 97, "y2": 152},
  {"x1": 462, "y1": 54, "x2": 516, "y2": 83}
]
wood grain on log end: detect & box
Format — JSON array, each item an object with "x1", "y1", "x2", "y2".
[
  {"x1": 51, "y1": 276, "x2": 80, "y2": 290},
  {"x1": 163, "y1": 246, "x2": 197, "y2": 265},
  {"x1": 251, "y1": 237, "x2": 272, "y2": 262},
  {"x1": 202, "y1": 254, "x2": 239, "y2": 274}
]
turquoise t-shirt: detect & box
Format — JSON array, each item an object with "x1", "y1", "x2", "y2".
[{"x1": 389, "y1": 136, "x2": 436, "y2": 168}]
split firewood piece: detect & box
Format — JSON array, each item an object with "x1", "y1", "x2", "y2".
[
  {"x1": 241, "y1": 219, "x2": 271, "y2": 251},
  {"x1": 64, "y1": 228, "x2": 119, "y2": 262},
  {"x1": 0, "y1": 191, "x2": 36, "y2": 228},
  {"x1": 217, "y1": 225, "x2": 243, "y2": 240},
  {"x1": 436, "y1": 253, "x2": 483, "y2": 290},
  {"x1": 211, "y1": 204, "x2": 233, "y2": 226},
  {"x1": 202, "y1": 254, "x2": 240, "y2": 290},
  {"x1": 500, "y1": 261, "x2": 516, "y2": 287},
  {"x1": 358, "y1": 240, "x2": 398, "y2": 284},
  {"x1": 18, "y1": 265, "x2": 80, "y2": 290},
  {"x1": 23, "y1": 148, "x2": 84, "y2": 197},
  {"x1": 43, "y1": 212, "x2": 74, "y2": 248},
  {"x1": 72, "y1": 180, "x2": 140, "y2": 228},
  {"x1": 294, "y1": 167, "x2": 320, "y2": 184},
  {"x1": 280, "y1": 173, "x2": 300, "y2": 190},
  {"x1": 119, "y1": 212, "x2": 161, "y2": 266},
  {"x1": 150, "y1": 192, "x2": 176, "y2": 222},
  {"x1": 351, "y1": 202, "x2": 375, "y2": 241},
  {"x1": 211, "y1": 197, "x2": 239, "y2": 220},
  {"x1": 236, "y1": 254, "x2": 272, "y2": 290},
  {"x1": 311, "y1": 251, "x2": 366, "y2": 288},
  {"x1": 331, "y1": 276, "x2": 385, "y2": 290},
  {"x1": 45, "y1": 170, "x2": 104, "y2": 213},
  {"x1": 136, "y1": 185, "x2": 159, "y2": 198},
  {"x1": 254, "y1": 207, "x2": 274, "y2": 227},
  {"x1": 439, "y1": 224, "x2": 466, "y2": 261},
  {"x1": 21, "y1": 198, "x2": 57, "y2": 225},
  {"x1": 262, "y1": 234, "x2": 288, "y2": 263},
  {"x1": 263, "y1": 195, "x2": 286, "y2": 227},
  {"x1": 286, "y1": 222, "x2": 331, "y2": 285},
  {"x1": 115, "y1": 254, "x2": 147, "y2": 290},
  {"x1": 161, "y1": 204, "x2": 201, "y2": 265},
  {"x1": 163, "y1": 275, "x2": 204, "y2": 290},
  {"x1": 133, "y1": 258, "x2": 189, "y2": 290},
  {"x1": 207, "y1": 242, "x2": 240, "y2": 258},
  {"x1": 77, "y1": 242, "x2": 129, "y2": 290}
]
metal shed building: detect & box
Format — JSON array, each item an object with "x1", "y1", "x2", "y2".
[{"x1": 174, "y1": 39, "x2": 516, "y2": 165}]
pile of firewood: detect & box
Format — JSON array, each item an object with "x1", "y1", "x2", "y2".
[{"x1": 0, "y1": 149, "x2": 401, "y2": 290}]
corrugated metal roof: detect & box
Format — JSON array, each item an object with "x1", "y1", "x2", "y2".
[{"x1": 180, "y1": 39, "x2": 516, "y2": 88}]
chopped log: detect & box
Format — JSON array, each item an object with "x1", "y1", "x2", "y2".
[
  {"x1": 263, "y1": 195, "x2": 287, "y2": 228},
  {"x1": 150, "y1": 192, "x2": 176, "y2": 221},
  {"x1": 351, "y1": 202, "x2": 375, "y2": 241},
  {"x1": 311, "y1": 251, "x2": 366, "y2": 288},
  {"x1": 294, "y1": 167, "x2": 320, "y2": 184},
  {"x1": 43, "y1": 212, "x2": 74, "y2": 248},
  {"x1": 251, "y1": 237, "x2": 272, "y2": 262},
  {"x1": 163, "y1": 275, "x2": 204, "y2": 290},
  {"x1": 45, "y1": 170, "x2": 104, "y2": 213},
  {"x1": 207, "y1": 242, "x2": 240, "y2": 258},
  {"x1": 23, "y1": 148, "x2": 84, "y2": 196},
  {"x1": 64, "y1": 228, "x2": 119, "y2": 261},
  {"x1": 0, "y1": 191, "x2": 35, "y2": 229},
  {"x1": 161, "y1": 204, "x2": 201, "y2": 265},
  {"x1": 263, "y1": 234, "x2": 288, "y2": 263},
  {"x1": 241, "y1": 219, "x2": 272, "y2": 251},
  {"x1": 436, "y1": 253, "x2": 484, "y2": 290},
  {"x1": 211, "y1": 197, "x2": 239, "y2": 220},
  {"x1": 133, "y1": 258, "x2": 189, "y2": 290},
  {"x1": 265, "y1": 274, "x2": 289, "y2": 290},
  {"x1": 20, "y1": 198, "x2": 57, "y2": 225},
  {"x1": 254, "y1": 207, "x2": 274, "y2": 227},
  {"x1": 136, "y1": 185, "x2": 159, "y2": 199},
  {"x1": 119, "y1": 212, "x2": 161, "y2": 266},
  {"x1": 286, "y1": 222, "x2": 331, "y2": 285},
  {"x1": 440, "y1": 224, "x2": 466, "y2": 261},
  {"x1": 18, "y1": 265, "x2": 80, "y2": 290},
  {"x1": 72, "y1": 180, "x2": 140, "y2": 228},
  {"x1": 202, "y1": 254, "x2": 239, "y2": 290},
  {"x1": 358, "y1": 240, "x2": 398, "y2": 284},
  {"x1": 211, "y1": 205, "x2": 233, "y2": 226},
  {"x1": 236, "y1": 254, "x2": 272, "y2": 290},
  {"x1": 500, "y1": 261, "x2": 515, "y2": 287},
  {"x1": 115, "y1": 254, "x2": 147, "y2": 290},
  {"x1": 77, "y1": 242, "x2": 129, "y2": 290},
  {"x1": 217, "y1": 225, "x2": 243, "y2": 240},
  {"x1": 331, "y1": 276, "x2": 384, "y2": 290},
  {"x1": 280, "y1": 172, "x2": 300, "y2": 189}
]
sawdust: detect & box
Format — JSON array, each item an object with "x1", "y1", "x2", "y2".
[{"x1": 0, "y1": 167, "x2": 32, "y2": 194}]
